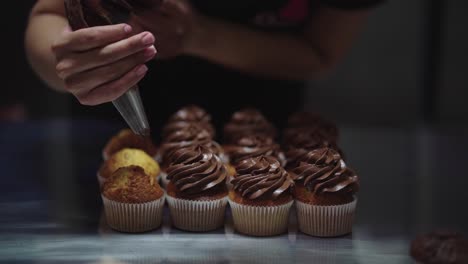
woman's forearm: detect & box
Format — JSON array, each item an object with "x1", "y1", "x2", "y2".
[
  {"x1": 188, "y1": 8, "x2": 369, "y2": 81},
  {"x1": 188, "y1": 18, "x2": 324, "y2": 80},
  {"x1": 25, "y1": 9, "x2": 68, "y2": 92}
]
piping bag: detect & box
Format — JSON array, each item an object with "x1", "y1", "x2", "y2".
[{"x1": 64, "y1": 0, "x2": 159, "y2": 137}]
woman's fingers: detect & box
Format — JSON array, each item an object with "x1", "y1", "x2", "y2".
[
  {"x1": 56, "y1": 31, "x2": 155, "y2": 79},
  {"x1": 52, "y1": 24, "x2": 132, "y2": 52},
  {"x1": 51, "y1": 24, "x2": 157, "y2": 106},
  {"x1": 76, "y1": 65, "x2": 148, "y2": 106},
  {"x1": 64, "y1": 46, "x2": 156, "y2": 93}
]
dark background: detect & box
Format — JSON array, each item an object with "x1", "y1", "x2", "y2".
[
  {"x1": 0, "y1": 2, "x2": 468, "y2": 262},
  {"x1": 3, "y1": 0, "x2": 468, "y2": 126}
]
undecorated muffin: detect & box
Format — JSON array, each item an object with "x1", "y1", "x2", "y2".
[
  {"x1": 98, "y1": 148, "x2": 160, "y2": 186},
  {"x1": 102, "y1": 129, "x2": 157, "y2": 160},
  {"x1": 101, "y1": 165, "x2": 165, "y2": 233}
]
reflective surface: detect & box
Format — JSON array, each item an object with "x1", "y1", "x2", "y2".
[{"x1": 1, "y1": 120, "x2": 467, "y2": 263}]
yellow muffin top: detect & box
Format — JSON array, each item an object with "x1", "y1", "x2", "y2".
[
  {"x1": 103, "y1": 129, "x2": 157, "y2": 158},
  {"x1": 99, "y1": 148, "x2": 160, "y2": 185},
  {"x1": 102, "y1": 166, "x2": 164, "y2": 203}
]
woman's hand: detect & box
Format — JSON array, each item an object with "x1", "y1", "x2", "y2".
[
  {"x1": 51, "y1": 24, "x2": 156, "y2": 105},
  {"x1": 131, "y1": 0, "x2": 202, "y2": 59}
]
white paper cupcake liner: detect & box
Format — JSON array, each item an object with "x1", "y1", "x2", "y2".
[
  {"x1": 296, "y1": 198, "x2": 357, "y2": 237},
  {"x1": 101, "y1": 194, "x2": 165, "y2": 233},
  {"x1": 166, "y1": 194, "x2": 227, "y2": 232},
  {"x1": 228, "y1": 199, "x2": 294, "y2": 236}
]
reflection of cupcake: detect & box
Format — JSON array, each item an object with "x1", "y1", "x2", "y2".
[
  {"x1": 159, "y1": 124, "x2": 225, "y2": 187},
  {"x1": 292, "y1": 147, "x2": 358, "y2": 237},
  {"x1": 162, "y1": 105, "x2": 215, "y2": 139},
  {"x1": 223, "y1": 108, "x2": 276, "y2": 144},
  {"x1": 102, "y1": 129, "x2": 157, "y2": 160},
  {"x1": 98, "y1": 148, "x2": 160, "y2": 186},
  {"x1": 101, "y1": 166, "x2": 165, "y2": 233},
  {"x1": 166, "y1": 145, "x2": 228, "y2": 231},
  {"x1": 229, "y1": 156, "x2": 294, "y2": 236}
]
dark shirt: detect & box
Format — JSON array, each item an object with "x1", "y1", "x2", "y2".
[{"x1": 71, "y1": 0, "x2": 382, "y2": 135}]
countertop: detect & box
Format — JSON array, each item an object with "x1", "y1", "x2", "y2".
[{"x1": 1, "y1": 120, "x2": 467, "y2": 264}]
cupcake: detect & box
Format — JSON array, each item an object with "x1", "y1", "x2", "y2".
[
  {"x1": 223, "y1": 108, "x2": 277, "y2": 144},
  {"x1": 165, "y1": 145, "x2": 228, "y2": 231},
  {"x1": 98, "y1": 148, "x2": 160, "y2": 186},
  {"x1": 292, "y1": 147, "x2": 359, "y2": 237},
  {"x1": 102, "y1": 129, "x2": 157, "y2": 160},
  {"x1": 225, "y1": 135, "x2": 285, "y2": 190},
  {"x1": 159, "y1": 124, "x2": 226, "y2": 187},
  {"x1": 282, "y1": 112, "x2": 338, "y2": 151},
  {"x1": 101, "y1": 165, "x2": 165, "y2": 233},
  {"x1": 229, "y1": 156, "x2": 294, "y2": 236},
  {"x1": 162, "y1": 105, "x2": 215, "y2": 140},
  {"x1": 227, "y1": 135, "x2": 285, "y2": 166},
  {"x1": 284, "y1": 143, "x2": 328, "y2": 171},
  {"x1": 283, "y1": 111, "x2": 339, "y2": 147}
]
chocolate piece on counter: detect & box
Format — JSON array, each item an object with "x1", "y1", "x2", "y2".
[{"x1": 410, "y1": 230, "x2": 468, "y2": 264}]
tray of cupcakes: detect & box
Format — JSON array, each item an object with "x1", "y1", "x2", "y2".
[{"x1": 97, "y1": 105, "x2": 359, "y2": 237}]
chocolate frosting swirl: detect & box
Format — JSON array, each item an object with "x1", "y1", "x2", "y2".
[
  {"x1": 162, "y1": 105, "x2": 215, "y2": 139},
  {"x1": 292, "y1": 147, "x2": 358, "y2": 195},
  {"x1": 161, "y1": 124, "x2": 222, "y2": 167},
  {"x1": 231, "y1": 156, "x2": 293, "y2": 200},
  {"x1": 283, "y1": 112, "x2": 339, "y2": 147},
  {"x1": 168, "y1": 105, "x2": 211, "y2": 123},
  {"x1": 223, "y1": 109, "x2": 276, "y2": 143},
  {"x1": 228, "y1": 135, "x2": 284, "y2": 166},
  {"x1": 166, "y1": 145, "x2": 227, "y2": 194},
  {"x1": 284, "y1": 130, "x2": 332, "y2": 150}
]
